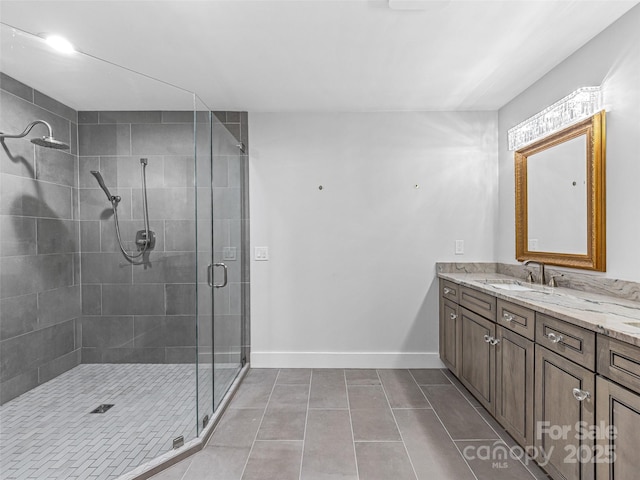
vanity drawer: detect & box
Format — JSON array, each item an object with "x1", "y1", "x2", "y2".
[
  {"x1": 460, "y1": 286, "x2": 497, "y2": 322},
  {"x1": 440, "y1": 280, "x2": 460, "y2": 303},
  {"x1": 535, "y1": 313, "x2": 596, "y2": 370},
  {"x1": 597, "y1": 335, "x2": 640, "y2": 395},
  {"x1": 497, "y1": 299, "x2": 535, "y2": 340}
]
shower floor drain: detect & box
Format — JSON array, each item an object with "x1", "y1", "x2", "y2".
[{"x1": 90, "y1": 404, "x2": 114, "y2": 414}]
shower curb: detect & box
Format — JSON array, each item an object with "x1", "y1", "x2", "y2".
[{"x1": 116, "y1": 364, "x2": 250, "y2": 480}]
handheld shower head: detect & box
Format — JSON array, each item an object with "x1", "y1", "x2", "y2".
[
  {"x1": 90, "y1": 171, "x2": 120, "y2": 203},
  {"x1": 0, "y1": 120, "x2": 70, "y2": 150}
]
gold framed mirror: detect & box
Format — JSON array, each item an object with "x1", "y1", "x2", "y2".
[{"x1": 515, "y1": 111, "x2": 606, "y2": 271}]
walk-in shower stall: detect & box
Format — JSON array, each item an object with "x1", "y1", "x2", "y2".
[{"x1": 0, "y1": 24, "x2": 249, "y2": 479}]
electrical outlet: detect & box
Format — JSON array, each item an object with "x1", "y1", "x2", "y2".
[
  {"x1": 455, "y1": 240, "x2": 464, "y2": 255},
  {"x1": 528, "y1": 239, "x2": 539, "y2": 251},
  {"x1": 254, "y1": 246, "x2": 269, "y2": 261}
]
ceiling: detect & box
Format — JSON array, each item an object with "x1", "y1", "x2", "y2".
[{"x1": 0, "y1": 0, "x2": 637, "y2": 111}]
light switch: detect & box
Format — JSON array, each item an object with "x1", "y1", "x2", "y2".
[
  {"x1": 223, "y1": 247, "x2": 237, "y2": 261},
  {"x1": 254, "y1": 246, "x2": 269, "y2": 261},
  {"x1": 455, "y1": 240, "x2": 464, "y2": 255}
]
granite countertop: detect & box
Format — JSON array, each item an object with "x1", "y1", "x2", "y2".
[{"x1": 438, "y1": 272, "x2": 640, "y2": 347}]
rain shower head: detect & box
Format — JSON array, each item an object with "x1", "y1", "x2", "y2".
[
  {"x1": 0, "y1": 120, "x2": 70, "y2": 150},
  {"x1": 31, "y1": 136, "x2": 70, "y2": 149}
]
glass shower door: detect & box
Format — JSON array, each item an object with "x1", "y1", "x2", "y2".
[{"x1": 210, "y1": 114, "x2": 245, "y2": 410}]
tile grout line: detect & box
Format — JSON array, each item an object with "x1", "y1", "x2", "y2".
[
  {"x1": 408, "y1": 369, "x2": 480, "y2": 480},
  {"x1": 376, "y1": 370, "x2": 419, "y2": 480},
  {"x1": 297, "y1": 371, "x2": 313, "y2": 480},
  {"x1": 176, "y1": 456, "x2": 191, "y2": 480},
  {"x1": 440, "y1": 370, "x2": 478, "y2": 409},
  {"x1": 471, "y1": 408, "x2": 541, "y2": 479},
  {"x1": 452, "y1": 438, "x2": 508, "y2": 443},
  {"x1": 306, "y1": 407, "x2": 349, "y2": 410},
  {"x1": 442, "y1": 370, "x2": 539, "y2": 479},
  {"x1": 237, "y1": 369, "x2": 281, "y2": 480},
  {"x1": 343, "y1": 370, "x2": 360, "y2": 480},
  {"x1": 346, "y1": 440, "x2": 404, "y2": 443},
  {"x1": 1, "y1": 364, "x2": 212, "y2": 480}
]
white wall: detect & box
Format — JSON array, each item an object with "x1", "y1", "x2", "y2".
[
  {"x1": 249, "y1": 112, "x2": 498, "y2": 368},
  {"x1": 497, "y1": 5, "x2": 640, "y2": 280}
]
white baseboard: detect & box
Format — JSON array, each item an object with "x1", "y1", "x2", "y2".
[{"x1": 249, "y1": 352, "x2": 444, "y2": 369}]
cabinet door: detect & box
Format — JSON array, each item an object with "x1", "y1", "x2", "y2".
[
  {"x1": 460, "y1": 307, "x2": 496, "y2": 414},
  {"x1": 495, "y1": 326, "x2": 534, "y2": 447},
  {"x1": 440, "y1": 298, "x2": 461, "y2": 376},
  {"x1": 596, "y1": 376, "x2": 640, "y2": 480},
  {"x1": 535, "y1": 345, "x2": 595, "y2": 480}
]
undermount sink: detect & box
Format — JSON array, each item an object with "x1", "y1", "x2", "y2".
[
  {"x1": 487, "y1": 283, "x2": 535, "y2": 292},
  {"x1": 480, "y1": 279, "x2": 536, "y2": 292}
]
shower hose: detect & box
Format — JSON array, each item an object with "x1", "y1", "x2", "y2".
[{"x1": 111, "y1": 159, "x2": 151, "y2": 263}]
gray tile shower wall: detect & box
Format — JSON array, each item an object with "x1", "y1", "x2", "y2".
[
  {"x1": 0, "y1": 86, "x2": 250, "y2": 403},
  {"x1": 77, "y1": 110, "x2": 250, "y2": 365},
  {"x1": 0, "y1": 73, "x2": 81, "y2": 405},
  {"x1": 77, "y1": 110, "x2": 200, "y2": 364}
]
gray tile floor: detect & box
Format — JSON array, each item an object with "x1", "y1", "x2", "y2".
[
  {"x1": 152, "y1": 368, "x2": 551, "y2": 480},
  {"x1": 0, "y1": 364, "x2": 219, "y2": 480}
]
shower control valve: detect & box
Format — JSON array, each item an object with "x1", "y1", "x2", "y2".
[{"x1": 135, "y1": 230, "x2": 156, "y2": 250}]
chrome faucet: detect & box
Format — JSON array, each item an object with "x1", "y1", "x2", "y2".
[{"x1": 524, "y1": 260, "x2": 545, "y2": 285}]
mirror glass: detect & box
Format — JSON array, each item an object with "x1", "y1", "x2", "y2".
[
  {"x1": 527, "y1": 135, "x2": 587, "y2": 254},
  {"x1": 515, "y1": 111, "x2": 605, "y2": 271}
]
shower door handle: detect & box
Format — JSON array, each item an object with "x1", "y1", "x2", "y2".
[
  {"x1": 207, "y1": 264, "x2": 214, "y2": 287},
  {"x1": 213, "y1": 263, "x2": 228, "y2": 288}
]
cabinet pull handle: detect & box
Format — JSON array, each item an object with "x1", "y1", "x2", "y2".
[
  {"x1": 503, "y1": 313, "x2": 514, "y2": 322},
  {"x1": 449, "y1": 313, "x2": 458, "y2": 320},
  {"x1": 483, "y1": 334, "x2": 492, "y2": 343},
  {"x1": 490, "y1": 338, "x2": 500, "y2": 346},
  {"x1": 546, "y1": 332, "x2": 564, "y2": 344},
  {"x1": 444, "y1": 287, "x2": 453, "y2": 295},
  {"x1": 572, "y1": 388, "x2": 591, "y2": 402}
]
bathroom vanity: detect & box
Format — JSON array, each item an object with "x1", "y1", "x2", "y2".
[{"x1": 439, "y1": 272, "x2": 640, "y2": 480}]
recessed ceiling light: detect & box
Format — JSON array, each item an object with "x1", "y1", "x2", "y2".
[{"x1": 44, "y1": 34, "x2": 75, "y2": 54}]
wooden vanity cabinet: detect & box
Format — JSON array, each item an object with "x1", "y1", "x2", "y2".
[
  {"x1": 595, "y1": 336, "x2": 640, "y2": 480},
  {"x1": 441, "y1": 279, "x2": 460, "y2": 303},
  {"x1": 497, "y1": 298, "x2": 535, "y2": 340},
  {"x1": 595, "y1": 377, "x2": 640, "y2": 480},
  {"x1": 495, "y1": 325, "x2": 535, "y2": 447},
  {"x1": 459, "y1": 285, "x2": 496, "y2": 321},
  {"x1": 440, "y1": 280, "x2": 462, "y2": 375},
  {"x1": 440, "y1": 298, "x2": 461, "y2": 375},
  {"x1": 535, "y1": 345, "x2": 595, "y2": 480},
  {"x1": 440, "y1": 281, "x2": 532, "y2": 426},
  {"x1": 536, "y1": 313, "x2": 596, "y2": 369},
  {"x1": 438, "y1": 277, "x2": 640, "y2": 480},
  {"x1": 459, "y1": 306, "x2": 496, "y2": 414}
]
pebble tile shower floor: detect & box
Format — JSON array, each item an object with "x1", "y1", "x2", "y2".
[
  {"x1": 152, "y1": 368, "x2": 551, "y2": 480},
  {"x1": 0, "y1": 364, "x2": 232, "y2": 480}
]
